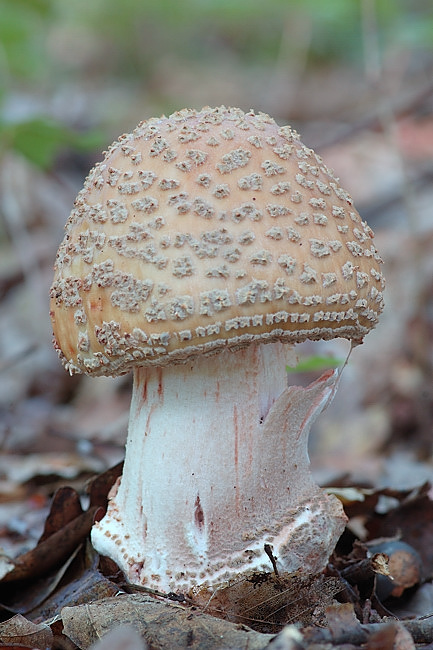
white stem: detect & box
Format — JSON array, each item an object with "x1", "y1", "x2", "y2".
[{"x1": 91, "y1": 342, "x2": 346, "y2": 592}]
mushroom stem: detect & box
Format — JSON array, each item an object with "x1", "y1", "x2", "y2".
[{"x1": 91, "y1": 342, "x2": 346, "y2": 592}]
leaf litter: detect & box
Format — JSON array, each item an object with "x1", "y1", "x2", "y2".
[{"x1": 0, "y1": 46, "x2": 433, "y2": 650}]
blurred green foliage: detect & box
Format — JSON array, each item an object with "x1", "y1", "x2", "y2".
[
  {"x1": 70, "y1": 0, "x2": 433, "y2": 68},
  {"x1": 0, "y1": 117, "x2": 102, "y2": 169},
  {"x1": 0, "y1": 0, "x2": 101, "y2": 168},
  {"x1": 0, "y1": 0, "x2": 431, "y2": 169},
  {"x1": 0, "y1": 0, "x2": 53, "y2": 84}
]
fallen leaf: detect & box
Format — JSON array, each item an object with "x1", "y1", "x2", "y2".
[
  {"x1": 0, "y1": 613, "x2": 52, "y2": 649},
  {"x1": 366, "y1": 484, "x2": 433, "y2": 579},
  {"x1": 191, "y1": 571, "x2": 341, "y2": 632},
  {"x1": 325, "y1": 601, "x2": 363, "y2": 642},
  {"x1": 38, "y1": 486, "x2": 83, "y2": 543},
  {"x1": 366, "y1": 621, "x2": 415, "y2": 650},
  {"x1": 62, "y1": 593, "x2": 274, "y2": 650},
  {"x1": 0, "y1": 545, "x2": 81, "y2": 615},
  {"x1": 1, "y1": 506, "x2": 100, "y2": 582},
  {"x1": 27, "y1": 556, "x2": 121, "y2": 623},
  {"x1": 87, "y1": 462, "x2": 123, "y2": 510}
]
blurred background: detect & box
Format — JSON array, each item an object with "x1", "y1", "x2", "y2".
[{"x1": 0, "y1": 0, "x2": 432, "y2": 555}]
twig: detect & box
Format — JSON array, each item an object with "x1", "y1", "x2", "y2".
[
  {"x1": 264, "y1": 543, "x2": 279, "y2": 577},
  {"x1": 340, "y1": 553, "x2": 390, "y2": 585}
]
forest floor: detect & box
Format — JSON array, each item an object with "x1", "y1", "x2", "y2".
[{"x1": 0, "y1": 59, "x2": 433, "y2": 648}]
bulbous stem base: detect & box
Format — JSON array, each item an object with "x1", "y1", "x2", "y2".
[{"x1": 91, "y1": 343, "x2": 346, "y2": 592}]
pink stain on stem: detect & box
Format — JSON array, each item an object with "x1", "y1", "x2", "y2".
[{"x1": 233, "y1": 404, "x2": 240, "y2": 516}]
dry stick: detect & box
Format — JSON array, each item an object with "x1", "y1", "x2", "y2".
[
  {"x1": 2, "y1": 506, "x2": 100, "y2": 582},
  {"x1": 264, "y1": 544, "x2": 279, "y2": 577},
  {"x1": 340, "y1": 553, "x2": 390, "y2": 585}
]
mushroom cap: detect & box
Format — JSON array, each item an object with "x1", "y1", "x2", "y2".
[{"x1": 50, "y1": 106, "x2": 385, "y2": 376}]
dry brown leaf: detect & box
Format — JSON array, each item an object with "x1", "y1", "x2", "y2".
[
  {"x1": 0, "y1": 546, "x2": 81, "y2": 615},
  {"x1": 325, "y1": 602, "x2": 362, "y2": 642},
  {"x1": 27, "y1": 559, "x2": 120, "y2": 623},
  {"x1": 38, "y1": 486, "x2": 83, "y2": 543},
  {"x1": 1, "y1": 506, "x2": 100, "y2": 583},
  {"x1": 87, "y1": 462, "x2": 123, "y2": 510},
  {"x1": 0, "y1": 545, "x2": 118, "y2": 621},
  {"x1": 61, "y1": 593, "x2": 274, "y2": 650},
  {"x1": 366, "y1": 621, "x2": 416, "y2": 650},
  {"x1": 191, "y1": 572, "x2": 341, "y2": 632},
  {"x1": 365, "y1": 485, "x2": 433, "y2": 579},
  {"x1": 0, "y1": 613, "x2": 52, "y2": 649}
]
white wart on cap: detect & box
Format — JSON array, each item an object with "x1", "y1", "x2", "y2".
[{"x1": 50, "y1": 106, "x2": 384, "y2": 376}]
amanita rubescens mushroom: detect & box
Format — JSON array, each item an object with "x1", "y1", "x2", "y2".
[{"x1": 50, "y1": 106, "x2": 384, "y2": 593}]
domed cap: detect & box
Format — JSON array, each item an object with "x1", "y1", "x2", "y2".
[{"x1": 50, "y1": 106, "x2": 385, "y2": 376}]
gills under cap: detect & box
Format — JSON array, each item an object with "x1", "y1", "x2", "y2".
[{"x1": 50, "y1": 106, "x2": 385, "y2": 376}]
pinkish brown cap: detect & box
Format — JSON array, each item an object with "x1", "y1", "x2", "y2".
[{"x1": 50, "y1": 106, "x2": 384, "y2": 376}]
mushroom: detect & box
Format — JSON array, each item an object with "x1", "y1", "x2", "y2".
[{"x1": 50, "y1": 106, "x2": 384, "y2": 593}]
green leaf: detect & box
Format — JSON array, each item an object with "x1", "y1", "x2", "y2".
[
  {"x1": 287, "y1": 355, "x2": 343, "y2": 374},
  {"x1": 0, "y1": 117, "x2": 103, "y2": 169}
]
